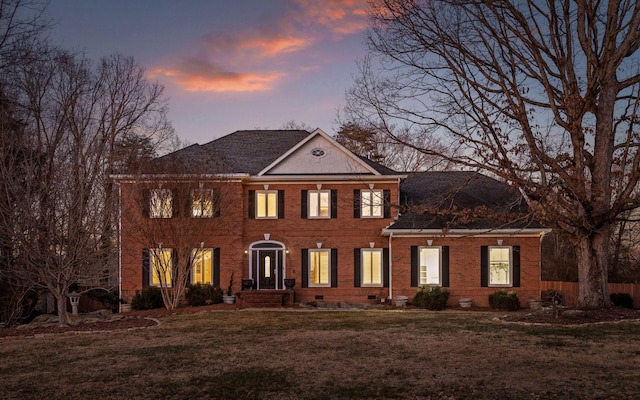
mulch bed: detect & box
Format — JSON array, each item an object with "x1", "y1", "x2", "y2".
[{"x1": 497, "y1": 306, "x2": 640, "y2": 325}]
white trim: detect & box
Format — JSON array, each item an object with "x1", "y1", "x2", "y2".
[
  {"x1": 248, "y1": 175, "x2": 405, "y2": 183},
  {"x1": 110, "y1": 173, "x2": 249, "y2": 183},
  {"x1": 257, "y1": 128, "x2": 383, "y2": 176},
  {"x1": 381, "y1": 228, "x2": 552, "y2": 237}
]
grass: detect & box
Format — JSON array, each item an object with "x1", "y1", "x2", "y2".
[{"x1": 2, "y1": 309, "x2": 640, "y2": 399}]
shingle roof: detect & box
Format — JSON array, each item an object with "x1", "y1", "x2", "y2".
[
  {"x1": 390, "y1": 171, "x2": 543, "y2": 230},
  {"x1": 147, "y1": 130, "x2": 312, "y2": 174},
  {"x1": 145, "y1": 129, "x2": 398, "y2": 176}
]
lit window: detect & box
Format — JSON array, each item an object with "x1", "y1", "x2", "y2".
[
  {"x1": 489, "y1": 246, "x2": 511, "y2": 286},
  {"x1": 361, "y1": 249, "x2": 383, "y2": 286},
  {"x1": 150, "y1": 248, "x2": 172, "y2": 286},
  {"x1": 309, "y1": 249, "x2": 330, "y2": 286},
  {"x1": 256, "y1": 190, "x2": 278, "y2": 218},
  {"x1": 192, "y1": 189, "x2": 214, "y2": 217},
  {"x1": 419, "y1": 247, "x2": 441, "y2": 286},
  {"x1": 191, "y1": 248, "x2": 212, "y2": 284},
  {"x1": 308, "y1": 190, "x2": 330, "y2": 218},
  {"x1": 150, "y1": 189, "x2": 172, "y2": 218},
  {"x1": 361, "y1": 190, "x2": 383, "y2": 218}
]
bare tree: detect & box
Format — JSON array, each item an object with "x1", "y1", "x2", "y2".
[
  {"x1": 0, "y1": 45, "x2": 174, "y2": 325},
  {"x1": 345, "y1": 0, "x2": 640, "y2": 307}
]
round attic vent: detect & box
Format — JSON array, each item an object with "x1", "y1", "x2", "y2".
[{"x1": 311, "y1": 148, "x2": 326, "y2": 158}]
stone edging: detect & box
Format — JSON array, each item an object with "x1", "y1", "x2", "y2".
[{"x1": 0, "y1": 317, "x2": 161, "y2": 341}]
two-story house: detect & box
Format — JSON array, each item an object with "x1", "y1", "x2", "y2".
[{"x1": 113, "y1": 129, "x2": 549, "y2": 308}]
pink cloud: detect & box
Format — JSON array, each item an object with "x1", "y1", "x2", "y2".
[{"x1": 292, "y1": 0, "x2": 369, "y2": 37}]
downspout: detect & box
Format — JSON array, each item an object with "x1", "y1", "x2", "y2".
[
  {"x1": 388, "y1": 231, "x2": 393, "y2": 302},
  {"x1": 117, "y1": 182, "x2": 123, "y2": 312}
]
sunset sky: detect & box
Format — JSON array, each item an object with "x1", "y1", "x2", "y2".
[{"x1": 46, "y1": 1, "x2": 370, "y2": 144}]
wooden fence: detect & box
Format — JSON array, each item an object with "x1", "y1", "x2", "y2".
[{"x1": 541, "y1": 281, "x2": 640, "y2": 308}]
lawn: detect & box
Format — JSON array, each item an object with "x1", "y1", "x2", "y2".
[{"x1": 1, "y1": 309, "x2": 639, "y2": 399}]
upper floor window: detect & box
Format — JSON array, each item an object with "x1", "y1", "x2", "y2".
[
  {"x1": 150, "y1": 189, "x2": 172, "y2": 218},
  {"x1": 361, "y1": 190, "x2": 383, "y2": 218},
  {"x1": 308, "y1": 190, "x2": 330, "y2": 218},
  {"x1": 192, "y1": 189, "x2": 215, "y2": 218},
  {"x1": 256, "y1": 190, "x2": 278, "y2": 219}
]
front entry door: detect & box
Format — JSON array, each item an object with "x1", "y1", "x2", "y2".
[{"x1": 258, "y1": 250, "x2": 277, "y2": 289}]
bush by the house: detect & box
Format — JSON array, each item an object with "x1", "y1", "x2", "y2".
[
  {"x1": 412, "y1": 286, "x2": 450, "y2": 310},
  {"x1": 489, "y1": 290, "x2": 520, "y2": 311},
  {"x1": 185, "y1": 283, "x2": 223, "y2": 306},
  {"x1": 610, "y1": 292, "x2": 634, "y2": 309},
  {"x1": 541, "y1": 289, "x2": 563, "y2": 307},
  {"x1": 87, "y1": 289, "x2": 120, "y2": 312},
  {"x1": 131, "y1": 287, "x2": 164, "y2": 310}
]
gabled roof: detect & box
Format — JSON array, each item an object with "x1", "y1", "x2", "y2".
[
  {"x1": 389, "y1": 171, "x2": 545, "y2": 231},
  {"x1": 144, "y1": 129, "x2": 400, "y2": 177}
]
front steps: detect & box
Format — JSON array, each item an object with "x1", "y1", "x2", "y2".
[{"x1": 237, "y1": 290, "x2": 294, "y2": 308}]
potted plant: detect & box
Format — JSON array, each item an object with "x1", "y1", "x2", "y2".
[{"x1": 222, "y1": 272, "x2": 236, "y2": 304}]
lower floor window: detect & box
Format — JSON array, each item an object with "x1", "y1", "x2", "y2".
[
  {"x1": 151, "y1": 248, "x2": 172, "y2": 287},
  {"x1": 419, "y1": 247, "x2": 441, "y2": 285},
  {"x1": 309, "y1": 249, "x2": 330, "y2": 286},
  {"x1": 361, "y1": 249, "x2": 383, "y2": 286},
  {"x1": 489, "y1": 246, "x2": 511, "y2": 286},
  {"x1": 191, "y1": 248, "x2": 213, "y2": 284}
]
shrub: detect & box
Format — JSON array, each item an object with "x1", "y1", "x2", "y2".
[
  {"x1": 412, "y1": 286, "x2": 450, "y2": 310},
  {"x1": 87, "y1": 289, "x2": 120, "y2": 312},
  {"x1": 541, "y1": 289, "x2": 563, "y2": 307},
  {"x1": 489, "y1": 290, "x2": 520, "y2": 311},
  {"x1": 131, "y1": 287, "x2": 164, "y2": 310},
  {"x1": 185, "y1": 283, "x2": 223, "y2": 306},
  {"x1": 610, "y1": 292, "x2": 634, "y2": 309}
]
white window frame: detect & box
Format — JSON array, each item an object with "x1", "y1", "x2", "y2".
[
  {"x1": 361, "y1": 248, "x2": 383, "y2": 287},
  {"x1": 191, "y1": 248, "x2": 213, "y2": 284},
  {"x1": 308, "y1": 249, "x2": 331, "y2": 287},
  {"x1": 150, "y1": 248, "x2": 172, "y2": 287},
  {"x1": 489, "y1": 246, "x2": 512, "y2": 287},
  {"x1": 256, "y1": 190, "x2": 278, "y2": 219},
  {"x1": 308, "y1": 190, "x2": 330, "y2": 219},
  {"x1": 419, "y1": 246, "x2": 442, "y2": 286},
  {"x1": 361, "y1": 189, "x2": 383, "y2": 218},
  {"x1": 191, "y1": 189, "x2": 214, "y2": 218},
  {"x1": 150, "y1": 189, "x2": 172, "y2": 218}
]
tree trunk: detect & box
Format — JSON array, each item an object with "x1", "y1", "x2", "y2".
[
  {"x1": 56, "y1": 293, "x2": 70, "y2": 327},
  {"x1": 574, "y1": 229, "x2": 611, "y2": 308}
]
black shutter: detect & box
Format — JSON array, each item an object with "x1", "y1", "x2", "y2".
[
  {"x1": 354, "y1": 248, "x2": 361, "y2": 287},
  {"x1": 142, "y1": 249, "x2": 150, "y2": 287},
  {"x1": 330, "y1": 190, "x2": 338, "y2": 218},
  {"x1": 172, "y1": 249, "x2": 179, "y2": 285},
  {"x1": 410, "y1": 246, "x2": 419, "y2": 287},
  {"x1": 512, "y1": 246, "x2": 520, "y2": 287},
  {"x1": 213, "y1": 248, "x2": 220, "y2": 287},
  {"x1": 331, "y1": 249, "x2": 338, "y2": 288},
  {"x1": 301, "y1": 190, "x2": 308, "y2": 219},
  {"x1": 171, "y1": 189, "x2": 179, "y2": 217},
  {"x1": 442, "y1": 246, "x2": 450, "y2": 287},
  {"x1": 185, "y1": 189, "x2": 193, "y2": 218},
  {"x1": 278, "y1": 190, "x2": 285, "y2": 219},
  {"x1": 248, "y1": 190, "x2": 255, "y2": 219},
  {"x1": 353, "y1": 189, "x2": 361, "y2": 218},
  {"x1": 186, "y1": 251, "x2": 192, "y2": 285},
  {"x1": 383, "y1": 189, "x2": 391, "y2": 218},
  {"x1": 480, "y1": 246, "x2": 488, "y2": 287},
  {"x1": 213, "y1": 188, "x2": 221, "y2": 217},
  {"x1": 141, "y1": 189, "x2": 150, "y2": 218},
  {"x1": 301, "y1": 249, "x2": 309, "y2": 288},
  {"x1": 383, "y1": 248, "x2": 390, "y2": 287}
]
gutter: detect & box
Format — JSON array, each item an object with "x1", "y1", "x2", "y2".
[
  {"x1": 388, "y1": 231, "x2": 393, "y2": 302},
  {"x1": 381, "y1": 228, "x2": 552, "y2": 237}
]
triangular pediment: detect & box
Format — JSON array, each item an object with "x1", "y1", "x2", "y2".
[{"x1": 258, "y1": 129, "x2": 380, "y2": 175}]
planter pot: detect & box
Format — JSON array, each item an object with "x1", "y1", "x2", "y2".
[
  {"x1": 119, "y1": 303, "x2": 132, "y2": 313},
  {"x1": 394, "y1": 295, "x2": 408, "y2": 307},
  {"x1": 222, "y1": 295, "x2": 236, "y2": 304},
  {"x1": 241, "y1": 278, "x2": 254, "y2": 290},
  {"x1": 459, "y1": 298, "x2": 473, "y2": 309},
  {"x1": 528, "y1": 299, "x2": 542, "y2": 310},
  {"x1": 284, "y1": 278, "x2": 296, "y2": 290}
]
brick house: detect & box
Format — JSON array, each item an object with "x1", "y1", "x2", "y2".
[{"x1": 113, "y1": 129, "x2": 549, "y2": 308}]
